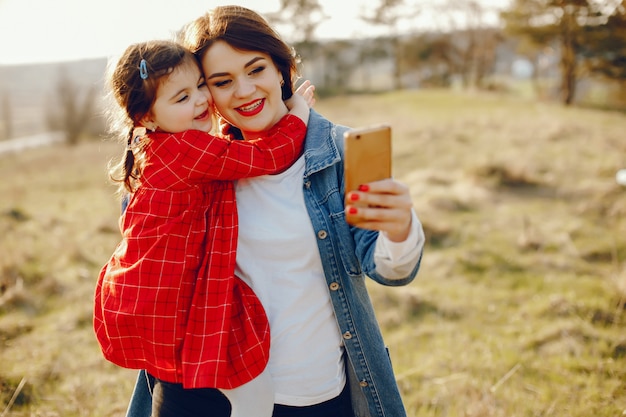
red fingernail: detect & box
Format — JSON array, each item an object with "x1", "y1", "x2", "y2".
[
  {"x1": 349, "y1": 193, "x2": 359, "y2": 201},
  {"x1": 348, "y1": 207, "x2": 358, "y2": 215},
  {"x1": 358, "y1": 184, "x2": 369, "y2": 192}
]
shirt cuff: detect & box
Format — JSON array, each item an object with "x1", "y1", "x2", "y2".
[{"x1": 373, "y1": 210, "x2": 424, "y2": 278}]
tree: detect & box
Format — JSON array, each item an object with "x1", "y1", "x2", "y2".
[
  {"x1": 502, "y1": 0, "x2": 622, "y2": 105},
  {"x1": 320, "y1": 40, "x2": 355, "y2": 94},
  {"x1": 582, "y1": 0, "x2": 626, "y2": 80},
  {"x1": 265, "y1": 0, "x2": 328, "y2": 77},
  {"x1": 360, "y1": 0, "x2": 420, "y2": 90},
  {"x1": 434, "y1": 0, "x2": 504, "y2": 89},
  {"x1": 357, "y1": 37, "x2": 392, "y2": 91},
  {"x1": 400, "y1": 33, "x2": 459, "y2": 87},
  {"x1": 46, "y1": 66, "x2": 96, "y2": 146},
  {"x1": 266, "y1": 0, "x2": 328, "y2": 44}
]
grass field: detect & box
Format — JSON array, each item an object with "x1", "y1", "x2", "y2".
[{"x1": 1, "y1": 89, "x2": 625, "y2": 416}]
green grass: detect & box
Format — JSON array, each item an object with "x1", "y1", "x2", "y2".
[{"x1": 1, "y1": 89, "x2": 626, "y2": 416}]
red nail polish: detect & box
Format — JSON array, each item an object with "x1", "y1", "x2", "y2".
[
  {"x1": 350, "y1": 193, "x2": 359, "y2": 201},
  {"x1": 348, "y1": 207, "x2": 358, "y2": 215},
  {"x1": 358, "y1": 184, "x2": 369, "y2": 192}
]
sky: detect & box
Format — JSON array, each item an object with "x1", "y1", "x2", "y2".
[
  {"x1": 0, "y1": 0, "x2": 509, "y2": 65},
  {"x1": 0, "y1": 0, "x2": 390, "y2": 65}
]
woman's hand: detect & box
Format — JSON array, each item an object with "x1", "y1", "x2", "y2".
[{"x1": 344, "y1": 179, "x2": 414, "y2": 242}]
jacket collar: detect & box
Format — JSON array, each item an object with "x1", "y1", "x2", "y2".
[{"x1": 303, "y1": 109, "x2": 343, "y2": 177}]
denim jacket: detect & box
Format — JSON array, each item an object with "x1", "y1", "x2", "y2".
[
  {"x1": 124, "y1": 109, "x2": 422, "y2": 417},
  {"x1": 299, "y1": 110, "x2": 421, "y2": 417}
]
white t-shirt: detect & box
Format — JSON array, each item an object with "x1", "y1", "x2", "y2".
[{"x1": 234, "y1": 155, "x2": 422, "y2": 406}]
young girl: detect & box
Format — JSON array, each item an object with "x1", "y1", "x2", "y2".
[{"x1": 93, "y1": 39, "x2": 312, "y2": 417}]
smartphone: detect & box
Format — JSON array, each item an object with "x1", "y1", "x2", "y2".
[{"x1": 343, "y1": 124, "x2": 392, "y2": 193}]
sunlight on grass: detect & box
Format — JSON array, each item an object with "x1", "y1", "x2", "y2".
[{"x1": 1, "y1": 90, "x2": 626, "y2": 416}]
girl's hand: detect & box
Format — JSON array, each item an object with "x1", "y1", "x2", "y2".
[
  {"x1": 294, "y1": 79, "x2": 316, "y2": 108},
  {"x1": 344, "y1": 179, "x2": 414, "y2": 242},
  {"x1": 284, "y1": 93, "x2": 310, "y2": 126}
]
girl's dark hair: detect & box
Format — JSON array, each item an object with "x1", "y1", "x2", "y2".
[
  {"x1": 106, "y1": 40, "x2": 198, "y2": 193},
  {"x1": 180, "y1": 5, "x2": 300, "y2": 102}
]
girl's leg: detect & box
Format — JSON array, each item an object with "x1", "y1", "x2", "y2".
[
  {"x1": 125, "y1": 370, "x2": 153, "y2": 417},
  {"x1": 219, "y1": 367, "x2": 274, "y2": 417},
  {"x1": 151, "y1": 375, "x2": 231, "y2": 417}
]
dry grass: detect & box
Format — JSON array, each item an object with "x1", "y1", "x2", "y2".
[{"x1": 1, "y1": 89, "x2": 626, "y2": 416}]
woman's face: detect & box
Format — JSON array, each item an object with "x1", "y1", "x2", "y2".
[{"x1": 201, "y1": 40, "x2": 288, "y2": 139}]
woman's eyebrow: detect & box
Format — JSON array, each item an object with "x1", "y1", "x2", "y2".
[
  {"x1": 207, "y1": 72, "x2": 228, "y2": 80},
  {"x1": 244, "y1": 56, "x2": 265, "y2": 68},
  {"x1": 207, "y1": 56, "x2": 266, "y2": 80}
]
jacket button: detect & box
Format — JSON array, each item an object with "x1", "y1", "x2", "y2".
[
  {"x1": 342, "y1": 331, "x2": 352, "y2": 340},
  {"x1": 304, "y1": 181, "x2": 311, "y2": 188},
  {"x1": 359, "y1": 380, "x2": 368, "y2": 387},
  {"x1": 317, "y1": 230, "x2": 328, "y2": 239},
  {"x1": 329, "y1": 282, "x2": 339, "y2": 291}
]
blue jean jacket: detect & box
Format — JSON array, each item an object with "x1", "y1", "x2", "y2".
[{"x1": 124, "y1": 110, "x2": 422, "y2": 417}]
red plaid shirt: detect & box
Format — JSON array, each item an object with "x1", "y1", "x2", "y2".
[{"x1": 94, "y1": 114, "x2": 305, "y2": 389}]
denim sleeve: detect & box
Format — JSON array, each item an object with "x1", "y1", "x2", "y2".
[
  {"x1": 124, "y1": 370, "x2": 152, "y2": 417},
  {"x1": 121, "y1": 193, "x2": 130, "y2": 213}
]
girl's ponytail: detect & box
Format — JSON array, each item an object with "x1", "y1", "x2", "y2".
[
  {"x1": 123, "y1": 128, "x2": 136, "y2": 192},
  {"x1": 108, "y1": 126, "x2": 144, "y2": 195}
]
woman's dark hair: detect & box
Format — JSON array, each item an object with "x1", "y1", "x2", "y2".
[
  {"x1": 106, "y1": 40, "x2": 199, "y2": 193},
  {"x1": 179, "y1": 5, "x2": 299, "y2": 101}
]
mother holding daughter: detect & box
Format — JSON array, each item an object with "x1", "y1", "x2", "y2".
[{"x1": 120, "y1": 5, "x2": 424, "y2": 417}]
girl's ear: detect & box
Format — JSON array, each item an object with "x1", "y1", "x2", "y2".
[
  {"x1": 139, "y1": 114, "x2": 151, "y2": 127},
  {"x1": 139, "y1": 113, "x2": 157, "y2": 131}
]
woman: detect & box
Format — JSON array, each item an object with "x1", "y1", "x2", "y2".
[{"x1": 125, "y1": 5, "x2": 424, "y2": 417}]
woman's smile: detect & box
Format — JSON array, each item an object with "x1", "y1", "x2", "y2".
[{"x1": 236, "y1": 99, "x2": 265, "y2": 116}]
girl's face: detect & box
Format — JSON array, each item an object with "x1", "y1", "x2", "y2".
[
  {"x1": 201, "y1": 41, "x2": 288, "y2": 140},
  {"x1": 143, "y1": 61, "x2": 213, "y2": 133}
]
